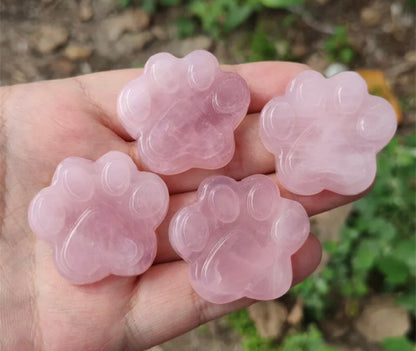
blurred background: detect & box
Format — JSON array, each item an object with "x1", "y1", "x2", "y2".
[{"x1": 1, "y1": 0, "x2": 415, "y2": 350}]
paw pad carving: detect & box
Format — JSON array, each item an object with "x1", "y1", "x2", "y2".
[
  {"x1": 28, "y1": 151, "x2": 169, "y2": 284},
  {"x1": 117, "y1": 50, "x2": 250, "y2": 175},
  {"x1": 260, "y1": 70, "x2": 397, "y2": 196},
  {"x1": 169, "y1": 175, "x2": 309, "y2": 304}
]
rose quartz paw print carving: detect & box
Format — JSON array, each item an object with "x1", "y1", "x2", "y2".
[
  {"x1": 260, "y1": 70, "x2": 397, "y2": 196},
  {"x1": 117, "y1": 50, "x2": 250, "y2": 175},
  {"x1": 169, "y1": 175, "x2": 309, "y2": 304},
  {"x1": 28, "y1": 151, "x2": 169, "y2": 284}
]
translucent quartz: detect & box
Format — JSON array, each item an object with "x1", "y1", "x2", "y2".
[
  {"x1": 169, "y1": 175, "x2": 309, "y2": 304},
  {"x1": 28, "y1": 151, "x2": 169, "y2": 284},
  {"x1": 260, "y1": 70, "x2": 397, "y2": 196},
  {"x1": 117, "y1": 50, "x2": 250, "y2": 175}
]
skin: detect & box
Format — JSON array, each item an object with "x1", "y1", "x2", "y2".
[{"x1": 0, "y1": 62, "x2": 370, "y2": 351}]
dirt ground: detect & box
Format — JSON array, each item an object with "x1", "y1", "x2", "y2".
[
  {"x1": 1, "y1": 0, "x2": 414, "y2": 105},
  {"x1": 1, "y1": 0, "x2": 414, "y2": 120},
  {"x1": 1, "y1": 1, "x2": 415, "y2": 350}
]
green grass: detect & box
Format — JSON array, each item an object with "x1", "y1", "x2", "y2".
[
  {"x1": 228, "y1": 309, "x2": 338, "y2": 351},
  {"x1": 382, "y1": 336, "x2": 416, "y2": 351},
  {"x1": 324, "y1": 25, "x2": 355, "y2": 64},
  {"x1": 228, "y1": 309, "x2": 276, "y2": 351},
  {"x1": 120, "y1": 0, "x2": 305, "y2": 39}
]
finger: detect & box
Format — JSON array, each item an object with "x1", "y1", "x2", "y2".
[
  {"x1": 73, "y1": 61, "x2": 307, "y2": 141},
  {"x1": 71, "y1": 69, "x2": 142, "y2": 141},
  {"x1": 292, "y1": 234, "x2": 322, "y2": 285},
  {"x1": 224, "y1": 61, "x2": 308, "y2": 113},
  {"x1": 124, "y1": 234, "x2": 321, "y2": 350},
  {"x1": 275, "y1": 175, "x2": 373, "y2": 218},
  {"x1": 154, "y1": 180, "x2": 368, "y2": 264}
]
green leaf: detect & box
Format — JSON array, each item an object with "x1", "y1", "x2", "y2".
[
  {"x1": 396, "y1": 292, "x2": 416, "y2": 315},
  {"x1": 393, "y1": 239, "x2": 416, "y2": 271},
  {"x1": 340, "y1": 47, "x2": 354, "y2": 64},
  {"x1": 141, "y1": 0, "x2": 157, "y2": 13},
  {"x1": 407, "y1": 0, "x2": 416, "y2": 10},
  {"x1": 188, "y1": 0, "x2": 220, "y2": 37},
  {"x1": 362, "y1": 218, "x2": 396, "y2": 240},
  {"x1": 160, "y1": 0, "x2": 181, "y2": 5},
  {"x1": 224, "y1": 4, "x2": 254, "y2": 32},
  {"x1": 342, "y1": 273, "x2": 368, "y2": 297},
  {"x1": 188, "y1": 0, "x2": 208, "y2": 18},
  {"x1": 260, "y1": 0, "x2": 305, "y2": 8},
  {"x1": 176, "y1": 17, "x2": 196, "y2": 37},
  {"x1": 119, "y1": 0, "x2": 133, "y2": 8},
  {"x1": 353, "y1": 239, "x2": 379, "y2": 271},
  {"x1": 323, "y1": 241, "x2": 338, "y2": 254},
  {"x1": 249, "y1": 30, "x2": 277, "y2": 62},
  {"x1": 324, "y1": 25, "x2": 355, "y2": 64},
  {"x1": 227, "y1": 309, "x2": 276, "y2": 351},
  {"x1": 278, "y1": 325, "x2": 338, "y2": 351},
  {"x1": 376, "y1": 256, "x2": 409, "y2": 286},
  {"x1": 382, "y1": 336, "x2": 415, "y2": 351}
]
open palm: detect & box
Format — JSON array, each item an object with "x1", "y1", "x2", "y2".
[{"x1": 0, "y1": 62, "x2": 368, "y2": 351}]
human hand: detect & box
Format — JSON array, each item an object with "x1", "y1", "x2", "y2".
[{"x1": 0, "y1": 62, "x2": 369, "y2": 350}]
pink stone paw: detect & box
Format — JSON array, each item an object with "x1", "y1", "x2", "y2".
[
  {"x1": 260, "y1": 70, "x2": 397, "y2": 196},
  {"x1": 169, "y1": 175, "x2": 309, "y2": 304},
  {"x1": 28, "y1": 151, "x2": 169, "y2": 284},
  {"x1": 117, "y1": 50, "x2": 250, "y2": 175}
]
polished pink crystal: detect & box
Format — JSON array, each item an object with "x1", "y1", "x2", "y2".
[
  {"x1": 117, "y1": 50, "x2": 250, "y2": 175},
  {"x1": 28, "y1": 151, "x2": 169, "y2": 284},
  {"x1": 169, "y1": 175, "x2": 309, "y2": 304},
  {"x1": 260, "y1": 70, "x2": 397, "y2": 196}
]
